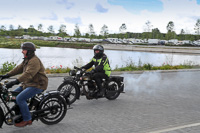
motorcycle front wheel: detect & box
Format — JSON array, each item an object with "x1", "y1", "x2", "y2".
[
  {"x1": 0, "y1": 108, "x2": 4, "y2": 128},
  {"x1": 38, "y1": 95, "x2": 67, "y2": 125},
  {"x1": 57, "y1": 81, "x2": 79, "y2": 105}
]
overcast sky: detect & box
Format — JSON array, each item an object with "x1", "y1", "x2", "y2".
[{"x1": 0, "y1": 0, "x2": 200, "y2": 35}]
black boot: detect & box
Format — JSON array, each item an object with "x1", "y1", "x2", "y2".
[{"x1": 97, "y1": 87, "x2": 105, "y2": 97}]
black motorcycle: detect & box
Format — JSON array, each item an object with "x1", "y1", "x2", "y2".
[
  {"x1": 57, "y1": 66, "x2": 124, "y2": 104},
  {"x1": 0, "y1": 77, "x2": 68, "y2": 128}
]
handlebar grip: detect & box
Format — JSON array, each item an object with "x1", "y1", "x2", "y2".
[{"x1": 74, "y1": 66, "x2": 81, "y2": 70}]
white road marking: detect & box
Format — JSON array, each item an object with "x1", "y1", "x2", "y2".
[{"x1": 149, "y1": 122, "x2": 200, "y2": 133}]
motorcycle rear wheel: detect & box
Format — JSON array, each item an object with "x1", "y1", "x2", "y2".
[
  {"x1": 105, "y1": 81, "x2": 121, "y2": 100},
  {"x1": 38, "y1": 95, "x2": 67, "y2": 125}
]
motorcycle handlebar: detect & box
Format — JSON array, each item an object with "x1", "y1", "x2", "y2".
[
  {"x1": 73, "y1": 66, "x2": 87, "y2": 73},
  {"x1": 74, "y1": 66, "x2": 81, "y2": 70}
]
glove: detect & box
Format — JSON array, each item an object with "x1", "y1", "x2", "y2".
[
  {"x1": 89, "y1": 69, "x2": 95, "y2": 74},
  {"x1": 0, "y1": 74, "x2": 10, "y2": 80},
  {"x1": 5, "y1": 79, "x2": 20, "y2": 89},
  {"x1": 80, "y1": 66, "x2": 85, "y2": 70}
]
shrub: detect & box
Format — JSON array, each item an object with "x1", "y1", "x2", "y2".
[{"x1": 0, "y1": 61, "x2": 16, "y2": 74}]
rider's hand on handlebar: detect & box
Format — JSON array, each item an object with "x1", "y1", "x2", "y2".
[
  {"x1": 0, "y1": 74, "x2": 10, "y2": 80},
  {"x1": 88, "y1": 69, "x2": 95, "y2": 74},
  {"x1": 5, "y1": 79, "x2": 20, "y2": 89}
]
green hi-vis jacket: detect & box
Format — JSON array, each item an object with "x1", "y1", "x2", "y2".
[{"x1": 82, "y1": 54, "x2": 111, "y2": 77}]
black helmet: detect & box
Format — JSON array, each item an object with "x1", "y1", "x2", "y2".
[
  {"x1": 93, "y1": 45, "x2": 104, "y2": 52},
  {"x1": 21, "y1": 42, "x2": 36, "y2": 51},
  {"x1": 93, "y1": 45, "x2": 104, "y2": 58}
]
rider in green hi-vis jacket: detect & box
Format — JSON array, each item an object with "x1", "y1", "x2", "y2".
[{"x1": 81, "y1": 45, "x2": 111, "y2": 97}]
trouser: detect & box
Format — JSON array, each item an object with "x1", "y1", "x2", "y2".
[
  {"x1": 14, "y1": 86, "x2": 43, "y2": 121},
  {"x1": 93, "y1": 73, "x2": 108, "y2": 93}
]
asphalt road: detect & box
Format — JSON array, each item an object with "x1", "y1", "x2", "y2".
[{"x1": 1, "y1": 70, "x2": 200, "y2": 133}]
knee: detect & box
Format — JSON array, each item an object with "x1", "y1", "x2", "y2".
[{"x1": 16, "y1": 95, "x2": 25, "y2": 104}]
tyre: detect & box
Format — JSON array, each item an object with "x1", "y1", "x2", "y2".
[
  {"x1": 105, "y1": 81, "x2": 121, "y2": 100},
  {"x1": 0, "y1": 108, "x2": 4, "y2": 128},
  {"x1": 57, "y1": 82, "x2": 79, "y2": 104},
  {"x1": 38, "y1": 95, "x2": 67, "y2": 125}
]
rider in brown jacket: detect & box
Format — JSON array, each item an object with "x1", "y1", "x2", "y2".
[{"x1": 0, "y1": 42, "x2": 48, "y2": 127}]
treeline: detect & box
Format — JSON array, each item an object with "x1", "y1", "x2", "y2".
[{"x1": 0, "y1": 22, "x2": 200, "y2": 41}]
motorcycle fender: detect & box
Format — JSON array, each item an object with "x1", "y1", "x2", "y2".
[
  {"x1": 43, "y1": 90, "x2": 62, "y2": 98},
  {"x1": 0, "y1": 106, "x2": 5, "y2": 128},
  {"x1": 63, "y1": 76, "x2": 73, "y2": 81},
  {"x1": 38, "y1": 91, "x2": 65, "y2": 108},
  {"x1": 109, "y1": 76, "x2": 125, "y2": 93},
  {"x1": 63, "y1": 80, "x2": 81, "y2": 99},
  {"x1": 119, "y1": 83, "x2": 125, "y2": 93}
]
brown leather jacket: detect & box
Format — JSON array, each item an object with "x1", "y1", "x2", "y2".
[{"x1": 7, "y1": 55, "x2": 48, "y2": 90}]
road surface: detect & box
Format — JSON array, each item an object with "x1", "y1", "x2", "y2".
[{"x1": 1, "y1": 70, "x2": 200, "y2": 133}]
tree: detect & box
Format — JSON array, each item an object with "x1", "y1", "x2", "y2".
[
  {"x1": 119, "y1": 23, "x2": 127, "y2": 33},
  {"x1": 179, "y1": 29, "x2": 186, "y2": 40},
  {"x1": 38, "y1": 24, "x2": 43, "y2": 32},
  {"x1": 100, "y1": 24, "x2": 109, "y2": 38},
  {"x1": 48, "y1": 25, "x2": 55, "y2": 34},
  {"x1": 29, "y1": 25, "x2": 34, "y2": 29},
  {"x1": 0, "y1": 25, "x2": 7, "y2": 36},
  {"x1": 194, "y1": 19, "x2": 200, "y2": 35},
  {"x1": 152, "y1": 28, "x2": 161, "y2": 39},
  {"x1": 9, "y1": 25, "x2": 15, "y2": 36},
  {"x1": 16, "y1": 25, "x2": 24, "y2": 36},
  {"x1": 58, "y1": 24, "x2": 67, "y2": 38},
  {"x1": 74, "y1": 24, "x2": 81, "y2": 37},
  {"x1": 1, "y1": 25, "x2": 6, "y2": 31},
  {"x1": 18, "y1": 25, "x2": 23, "y2": 30},
  {"x1": 166, "y1": 21, "x2": 174, "y2": 32},
  {"x1": 9, "y1": 25, "x2": 14, "y2": 31},
  {"x1": 88, "y1": 24, "x2": 95, "y2": 39},
  {"x1": 166, "y1": 21, "x2": 176, "y2": 40},
  {"x1": 144, "y1": 20, "x2": 153, "y2": 32},
  {"x1": 28, "y1": 25, "x2": 35, "y2": 34}
]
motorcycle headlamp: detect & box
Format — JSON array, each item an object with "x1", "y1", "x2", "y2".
[{"x1": 69, "y1": 70, "x2": 76, "y2": 76}]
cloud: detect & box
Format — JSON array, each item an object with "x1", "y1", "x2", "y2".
[
  {"x1": 1, "y1": 0, "x2": 200, "y2": 35},
  {"x1": 64, "y1": 17, "x2": 82, "y2": 24},
  {"x1": 41, "y1": 13, "x2": 58, "y2": 20},
  {"x1": 108, "y1": 0, "x2": 163, "y2": 14},
  {"x1": 95, "y1": 3, "x2": 108, "y2": 13},
  {"x1": 57, "y1": 0, "x2": 74, "y2": 9},
  {"x1": 0, "y1": 17, "x2": 14, "y2": 20}
]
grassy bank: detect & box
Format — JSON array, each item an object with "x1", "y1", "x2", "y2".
[
  {"x1": 1, "y1": 61, "x2": 199, "y2": 75},
  {"x1": 0, "y1": 38, "x2": 95, "y2": 49}
]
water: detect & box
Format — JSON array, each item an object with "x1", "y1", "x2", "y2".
[{"x1": 0, "y1": 47, "x2": 200, "y2": 69}]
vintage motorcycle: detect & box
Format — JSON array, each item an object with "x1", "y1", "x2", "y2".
[
  {"x1": 57, "y1": 66, "x2": 124, "y2": 104},
  {"x1": 0, "y1": 77, "x2": 68, "y2": 128}
]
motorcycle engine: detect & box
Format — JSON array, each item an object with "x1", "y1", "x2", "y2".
[
  {"x1": 5, "y1": 105, "x2": 22, "y2": 125},
  {"x1": 87, "y1": 80, "x2": 96, "y2": 90}
]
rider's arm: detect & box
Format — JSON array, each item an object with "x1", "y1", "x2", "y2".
[{"x1": 82, "y1": 59, "x2": 94, "y2": 70}]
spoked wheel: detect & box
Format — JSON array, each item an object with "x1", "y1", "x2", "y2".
[
  {"x1": 38, "y1": 95, "x2": 67, "y2": 125},
  {"x1": 0, "y1": 108, "x2": 4, "y2": 128},
  {"x1": 105, "y1": 81, "x2": 121, "y2": 100},
  {"x1": 57, "y1": 82, "x2": 79, "y2": 104}
]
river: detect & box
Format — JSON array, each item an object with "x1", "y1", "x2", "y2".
[{"x1": 0, "y1": 47, "x2": 200, "y2": 69}]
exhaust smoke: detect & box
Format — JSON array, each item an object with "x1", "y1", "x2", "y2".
[{"x1": 123, "y1": 72, "x2": 162, "y2": 94}]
